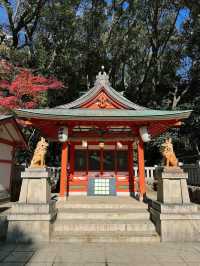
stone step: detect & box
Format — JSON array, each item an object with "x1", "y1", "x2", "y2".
[
  {"x1": 56, "y1": 203, "x2": 147, "y2": 210},
  {"x1": 57, "y1": 208, "x2": 150, "y2": 220},
  {"x1": 53, "y1": 198, "x2": 158, "y2": 243},
  {"x1": 51, "y1": 231, "x2": 160, "y2": 243},
  {"x1": 53, "y1": 219, "x2": 155, "y2": 233},
  {"x1": 56, "y1": 196, "x2": 148, "y2": 210}
]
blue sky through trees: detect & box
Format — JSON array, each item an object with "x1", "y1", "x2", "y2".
[
  {"x1": 0, "y1": 1, "x2": 190, "y2": 28},
  {"x1": 0, "y1": 2, "x2": 191, "y2": 77}
]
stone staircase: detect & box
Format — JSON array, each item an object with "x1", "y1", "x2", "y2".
[{"x1": 51, "y1": 196, "x2": 160, "y2": 243}]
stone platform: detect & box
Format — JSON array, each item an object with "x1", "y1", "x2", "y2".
[
  {"x1": 150, "y1": 166, "x2": 200, "y2": 242},
  {"x1": 51, "y1": 196, "x2": 159, "y2": 243},
  {"x1": 7, "y1": 168, "x2": 57, "y2": 243}
]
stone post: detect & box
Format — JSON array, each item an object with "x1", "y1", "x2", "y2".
[
  {"x1": 150, "y1": 166, "x2": 200, "y2": 241},
  {"x1": 157, "y1": 167, "x2": 190, "y2": 204},
  {"x1": 7, "y1": 168, "x2": 57, "y2": 243}
]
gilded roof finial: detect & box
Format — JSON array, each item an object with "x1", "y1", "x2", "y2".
[{"x1": 95, "y1": 66, "x2": 110, "y2": 87}]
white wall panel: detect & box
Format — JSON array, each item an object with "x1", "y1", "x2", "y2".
[
  {"x1": 0, "y1": 125, "x2": 12, "y2": 141},
  {"x1": 6, "y1": 123, "x2": 20, "y2": 142},
  {"x1": 0, "y1": 144, "x2": 13, "y2": 160}
]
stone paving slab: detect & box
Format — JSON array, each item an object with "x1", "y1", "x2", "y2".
[
  {"x1": 1, "y1": 242, "x2": 200, "y2": 265},
  {"x1": 3, "y1": 251, "x2": 34, "y2": 263},
  {"x1": 0, "y1": 263, "x2": 25, "y2": 266}
]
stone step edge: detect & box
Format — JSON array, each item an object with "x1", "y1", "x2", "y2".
[
  {"x1": 56, "y1": 204, "x2": 147, "y2": 209},
  {"x1": 57, "y1": 213, "x2": 150, "y2": 221},
  {"x1": 53, "y1": 230, "x2": 157, "y2": 234},
  {"x1": 57, "y1": 208, "x2": 149, "y2": 213},
  {"x1": 52, "y1": 231, "x2": 159, "y2": 237},
  {"x1": 54, "y1": 219, "x2": 153, "y2": 224},
  {"x1": 57, "y1": 212, "x2": 150, "y2": 218},
  {"x1": 53, "y1": 228, "x2": 156, "y2": 233},
  {"x1": 50, "y1": 238, "x2": 160, "y2": 243},
  {"x1": 50, "y1": 232, "x2": 160, "y2": 243},
  {"x1": 56, "y1": 216, "x2": 150, "y2": 221}
]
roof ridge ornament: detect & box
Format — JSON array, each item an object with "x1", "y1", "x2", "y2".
[{"x1": 94, "y1": 66, "x2": 110, "y2": 88}]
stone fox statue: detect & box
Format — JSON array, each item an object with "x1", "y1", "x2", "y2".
[
  {"x1": 30, "y1": 137, "x2": 49, "y2": 168},
  {"x1": 161, "y1": 138, "x2": 178, "y2": 167}
]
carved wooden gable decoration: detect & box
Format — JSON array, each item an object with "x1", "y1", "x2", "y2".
[{"x1": 81, "y1": 89, "x2": 124, "y2": 109}]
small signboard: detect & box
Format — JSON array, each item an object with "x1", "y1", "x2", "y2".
[{"x1": 88, "y1": 178, "x2": 116, "y2": 196}]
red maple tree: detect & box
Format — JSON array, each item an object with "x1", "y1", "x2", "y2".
[{"x1": 0, "y1": 62, "x2": 63, "y2": 110}]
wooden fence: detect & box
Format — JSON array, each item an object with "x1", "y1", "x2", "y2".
[
  {"x1": 133, "y1": 166, "x2": 155, "y2": 185},
  {"x1": 182, "y1": 164, "x2": 200, "y2": 186},
  {"x1": 48, "y1": 166, "x2": 156, "y2": 186}
]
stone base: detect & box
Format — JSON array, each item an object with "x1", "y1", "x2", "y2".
[
  {"x1": 156, "y1": 167, "x2": 190, "y2": 204},
  {"x1": 7, "y1": 200, "x2": 57, "y2": 243},
  {"x1": 150, "y1": 200, "x2": 200, "y2": 241},
  {"x1": 19, "y1": 168, "x2": 51, "y2": 204}
]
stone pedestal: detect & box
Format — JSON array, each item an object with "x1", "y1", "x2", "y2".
[
  {"x1": 19, "y1": 168, "x2": 51, "y2": 204},
  {"x1": 7, "y1": 168, "x2": 57, "y2": 243},
  {"x1": 157, "y1": 167, "x2": 190, "y2": 204},
  {"x1": 150, "y1": 167, "x2": 200, "y2": 242}
]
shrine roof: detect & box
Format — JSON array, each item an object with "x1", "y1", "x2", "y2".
[
  {"x1": 15, "y1": 69, "x2": 192, "y2": 125},
  {"x1": 16, "y1": 108, "x2": 192, "y2": 121},
  {"x1": 0, "y1": 115, "x2": 27, "y2": 147},
  {"x1": 56, "y1": 70, "x2": 147, "y2": 110},
  {"x1": 0, "y1": 115, "x2": 13, "y2": 121}
]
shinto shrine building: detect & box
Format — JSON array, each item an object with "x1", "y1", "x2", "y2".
[{"x1": 16, "y1": 70, "x2": 191, "y2": 199}]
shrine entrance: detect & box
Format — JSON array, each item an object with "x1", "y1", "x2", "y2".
[{"x1": 73, "y1": 144, "x2": 129, "y2": 196}]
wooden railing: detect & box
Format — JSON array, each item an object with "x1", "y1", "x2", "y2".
[
  {"x1": 182, "y1": 164, "x2": 200, "y2": 186},
  {"x1": 48, "y1": 166, "x2": 156, "y2": 185},
  {"x1": 134, "y1": 167, "x2": 155, "y2": 185},
  {"x1": 47, "y1": 165, "x2": 200, "y2": 187}
]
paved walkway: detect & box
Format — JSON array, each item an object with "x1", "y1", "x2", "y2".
[{"x1": 1, "y1": 242, "x2": 200, "y2": 266}]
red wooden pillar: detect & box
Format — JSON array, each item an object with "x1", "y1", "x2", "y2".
[
  {"x1": 70, "y1": 143, "x2": 75, "y2": 177},
  {"x1": 60, "y1": 142, "x2": 68, "y2": 197},
  {"x1": 137, "y1": 139, "x2": 146, "y2": 198},
  {"x1": 128, "y1": 142, "x2": 134, "y2": 193},
  {"x1": 100, "y1": 148, "x2": 103, "y2": 175},
  {"x1": 114, "y1": 143, "x2": 117, "y2": 176}
]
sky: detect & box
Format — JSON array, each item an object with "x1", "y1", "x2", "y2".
[
  {"x1": 0, "y1": 0, "x2": 15, "y2": 25},
  {"x1": 0, "y1": 7, "x2": 8, "y2": 25},
  {"x1": 176, "y1": 8, "x2": 190, "y2": 30}
]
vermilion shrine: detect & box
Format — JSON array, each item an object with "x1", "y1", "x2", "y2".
[
  {"x1": 8, "y1": 69, "x2": 200, "y2": 243},
  {"x1": 16, "y1": 70, "x2": 191, "y2": 199}
]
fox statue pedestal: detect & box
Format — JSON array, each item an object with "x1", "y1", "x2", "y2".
[
  {"x1": 7, "y1": 168, "x2": 57, "y2": 242},
  {"x1": 150, "y1": 167, "x2": 200, "y2": 241},
  {"x1": 156, "y1": 167, "x2": 190, "y2": 204}
]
